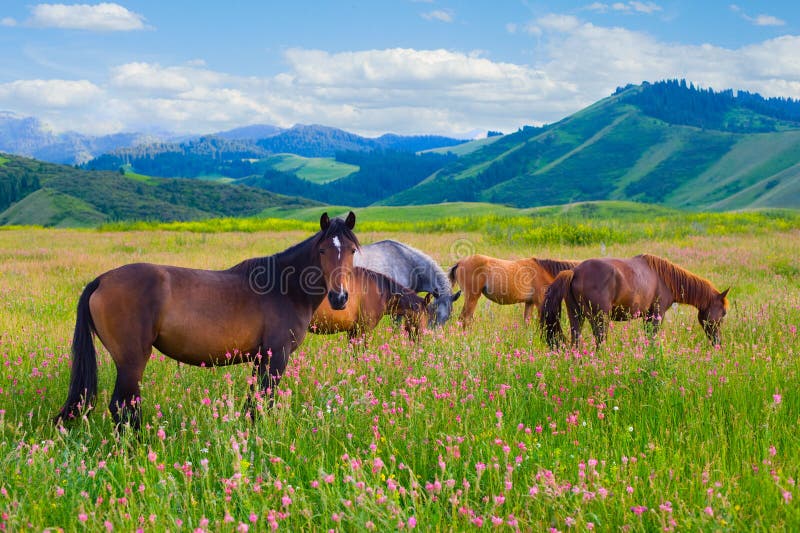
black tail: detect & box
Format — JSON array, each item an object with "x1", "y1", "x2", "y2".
[
  {"x1": 541, "y1": 270, "x2": 574, "y2": 348},
  {"x1": 448, "y1": 262, "x2": 460, "y2": 287},
  {"x1": 54, "y1": 278, "x2": 100, "y2": 424}
]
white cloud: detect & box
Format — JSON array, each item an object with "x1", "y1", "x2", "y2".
[
  {"x1": 1, "y1": 13, "x2": 800, "y2": 138},
  {"x1": 752, "y1": 14, "x2": 785, "y2": 27},
  {"x1": 0, "y1": 79, "x2": 102, "y2": 108},
  {"x1": 421, "y1": 9, "x2": 454, "y2": 23},
  {"x1": 534, "y1": 14, "x2": 581, "y2": 33},
  {"x1": 730, "y1": 5, "x2": 785, "y2": 27},
  {"x1": 1, "y1": 17, "x2": 17, "y2": 26},
  {"x1": 585, "y1": 3, "x2": 609, "y2": 13},
  {"x1": 628, "y1": 2, "x2": 661, "y2": 14},
  {"x1": 29, "y1": 3, "x2": 147, "y2": 31}
]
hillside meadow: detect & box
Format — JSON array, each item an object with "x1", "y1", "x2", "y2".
[{"x1": 0, "y1": 211, "x2": 799, "y2": 531}]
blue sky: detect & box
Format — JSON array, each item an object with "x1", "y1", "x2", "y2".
[{"x1": 1, "y1": 1, "x2": 798, "y2": 137}]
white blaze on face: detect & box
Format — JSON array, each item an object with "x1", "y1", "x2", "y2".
[
  {"x1": 331, "y1": 236, "x2": 345, "y2": 297},
  {"x1": 332, "y1": 236, "x2": 342, "y2": 260}
]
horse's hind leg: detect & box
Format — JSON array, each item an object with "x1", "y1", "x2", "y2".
[
  {"x1": 458, "y1": 292, "x2": 480, "y2": 328},
  {"x1": 588, "y1": 307, "x2": 610, "y2": 346},
  {"x1": 109, "y1": 355, "x2": 148, "y2": 431},
  {"x1": 567, "y1": 304, "x2": 584, "y2": 347}
]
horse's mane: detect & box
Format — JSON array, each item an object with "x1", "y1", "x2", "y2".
[
  {"x1": 395, "y1": 241, "x2": 452, "y2": 296},
  {"x1": 640, "y1": 254, "x2": 718, "y2": 307},
  {"x1": 229, "y1": 217, "x2": 360, "y2": 276},
  {"x1": 535, "y1": 258, "x2": 580, "y2": 278},
  {"x1": 358, "y1": 267, "x2": 409, "y2": 295}
]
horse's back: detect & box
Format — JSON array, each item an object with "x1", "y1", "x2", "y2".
[{"x1": 573, "y1": 257, "x2": 659, "y2": 313}]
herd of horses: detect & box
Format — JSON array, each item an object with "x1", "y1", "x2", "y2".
[{"x1": 54, "y1": 213, "x2": 729, "y2": 430}]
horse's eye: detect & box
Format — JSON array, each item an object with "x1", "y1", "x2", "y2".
[
  {"x1": 319, "y1": 249, "x2": 325, "y2": 255},
  {"x1": 351, "y1": 248, "x2": 357, "y2": 254}
]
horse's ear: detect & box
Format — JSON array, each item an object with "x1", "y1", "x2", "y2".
[
  {"x1": 345, "y1": 211, "x2": 356, "y2": 229},
  {"x1": 424, "y1": 292, "x2": 434, "y2": 305},
  {"x1": 720, "y1": 287, "x2": 730, "y2": 299},
  {"x1": 320, "y1": 212, "x2": 330, "y2": 230},
  {"x1": 451, "y1": 290, "x2": 462, "y2": 302}
]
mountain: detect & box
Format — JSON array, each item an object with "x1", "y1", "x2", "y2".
[
  {"x1": 82, "y1": 124, "x2": 467, "y2": 180},
  {"x1": 213, "y1": 124, "x2": 283, "y2": 141},
  {"x1": 0, "y1": 112, "x2": 167, "y2": 165},
  {"x1": 0, "y1": 153, "x2": 318, "y2": 227},
  {"x1": 382, "y1": 80, "x2": 800, "y2": 210}
]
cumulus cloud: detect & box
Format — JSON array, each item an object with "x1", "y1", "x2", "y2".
[
  {"x1": 0, "y1": 79, "x2": 102, "y2": 108},
  {"x1": 1, "y1": 17, "x2": 17, "y2": 26},
  {"x1": 421, "y1": 9, "x2": 454, "y2": 23},
  {"x1": 29, "y1": 2, "x2": 147, "y2": 31}
]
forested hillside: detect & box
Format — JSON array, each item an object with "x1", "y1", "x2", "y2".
[
  {"x1": 84, "y1": 125, "x2": 465, "y2": 179},
  {"x1": 0, "y1": 154, "x2": 317, "y2": 226},
  {"x1": 240, "y1": 150, "x2": 456, "y2": 206},
  {"x1": 383, "y1": 81, "x2": 800, "y2": 210}
]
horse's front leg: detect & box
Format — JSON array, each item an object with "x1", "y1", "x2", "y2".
[
  {"x1": 523, "y1": 302, "x2": 534, "y2": 326},
  {"x1": 643, "y1": 309, "x2": 663, "y2": 341},
  {"x1": 246, "y1": 338, "x2": 293, "y2": 420}
]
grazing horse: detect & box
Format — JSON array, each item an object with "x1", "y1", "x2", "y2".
[
  {"x1": 542, "y1": 253, "x2": 729, "y2": 347},
  {"x1": 354, "y1": 239, "x2": 460, "y2": 327},
  {"x1": 310, "y1": 267, "x2": 433, "y2": 345},
  {"x1": 449, "y1": 254, "x2": 578, "y2": 327},
  {"x1": 54, "y1": 212, "x2": 359, "y2": 429}
]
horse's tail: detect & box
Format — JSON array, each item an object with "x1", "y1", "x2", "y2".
[
  {"x1": 541, "y1": 270, "x2": 574, "y2": 348},
  {"x1": 448, "y1": 262, "x2": 460, "y2": 288},
  {"x1": 54, "y1": 277, "x2": 100, "y2": 424}
]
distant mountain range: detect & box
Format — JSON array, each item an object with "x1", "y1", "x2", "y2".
[
  {"x1": 2, "y1": 79, "x2": 800, "y2": 227},
  {"x1": 0, "y1": 112, "x2": 467, "y2": 166}
]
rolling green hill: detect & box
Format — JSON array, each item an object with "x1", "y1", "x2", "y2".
[
  {"x1": 259, "y1": 154, "x2": 358, "y2": 184},
  {"x1": 382, "y1": 82, "x2": 800, "y2": 210},
  {"x1": 0, "y1": 154, "x2": 318, "y2": 227}
]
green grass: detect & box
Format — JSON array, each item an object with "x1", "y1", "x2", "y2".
[
  {"x1": 1, "y1": 222, "x2": 799, "y2": 530},
  {"x1": 0, "y1": 155, "x2": 9, "y2": 166},
  {"x1": 123, "y1": 169, "x2": 157, "y2": 185},
  {"x1": 263, "y1": 154, "x2": 359, "y2": 184},
  {"x1": 103, "y1": 201, "x2": 800, "y2": 248},
  {"x1": 424, "y1": 135, "x2": 505, "y2": 156}
]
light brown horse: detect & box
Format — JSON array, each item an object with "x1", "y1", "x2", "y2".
[
  {"x1": 449, "y1": 254, "x2": 578, "y2": 327},
  {"x1": 55, "y1": 212, "x2": 359, "y2": 429},
  {"x1": 542, "y1": 253, "x2": 729, "y2": 347},
  {"x1": 310, "y1": 267, "x2": 432, "y2": 345}
]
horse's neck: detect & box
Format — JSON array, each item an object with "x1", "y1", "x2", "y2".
[
  {"x1": 274, "y1": 243, "x2": 325, "y2": 304},
  {"x1": 659, "y1": 271, "x2": 710, "y2": 310}
]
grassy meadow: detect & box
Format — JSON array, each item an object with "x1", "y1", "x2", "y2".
[{"x1": 1, "y1": 211, "x2": 799, "y2": 531}]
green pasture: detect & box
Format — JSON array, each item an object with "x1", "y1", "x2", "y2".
[{"x1": 0, "y1": 211, "x2": 798, "y2": 531}]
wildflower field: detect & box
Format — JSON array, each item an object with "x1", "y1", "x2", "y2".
[{"x1": 0, "y1": 214, "x2": 799, "y2": 531}]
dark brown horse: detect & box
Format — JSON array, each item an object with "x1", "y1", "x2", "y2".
[
  {"x1": 55, "y1": 212, "x2": 359, "y2": 429},
  {"x1": 542, "y1": 253, "x2": 729, "y2": 347},
  {"x1": 310, "y1": 267, "x2": 432, "y2": 345},
  {"x1": 449, "y1": 254, "x2": 578, "y2": 327}
]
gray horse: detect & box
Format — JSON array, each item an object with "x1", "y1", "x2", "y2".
[{"x1": 354, "y1": 240, "x2": 460, "y2": 327}]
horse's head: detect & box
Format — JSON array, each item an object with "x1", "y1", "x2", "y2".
[
  {"x1": 428, "y1": 290, "x2": 461, "y2": 327},
  {"x1": 698, "y1": 287, "x2": 729, "y2": 345},
  {"x1": 392, "y1": 291, "x2": 433, "y2": 340},
  {"x1": 317, "y1": 212, "x2": 358, "y2": 310}
]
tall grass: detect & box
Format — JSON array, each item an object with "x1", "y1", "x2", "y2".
[{"x1": 0, "y1": 225, "x2": 798, "y2": 531}]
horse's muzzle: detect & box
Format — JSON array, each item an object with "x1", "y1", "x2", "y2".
[{"x1": 328, "y1": 290, "x2": 348, "y2": 310}]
